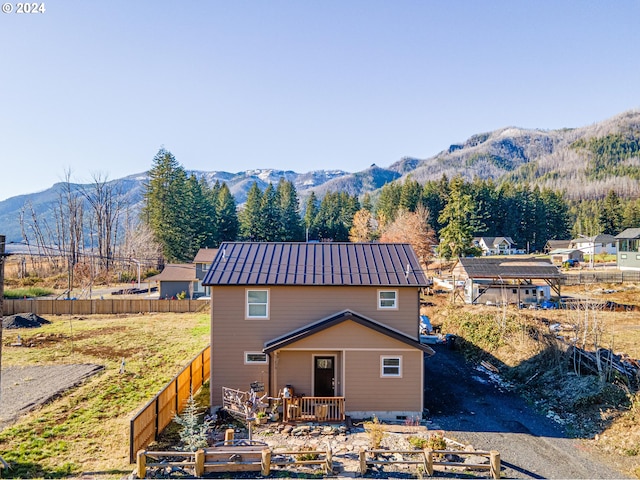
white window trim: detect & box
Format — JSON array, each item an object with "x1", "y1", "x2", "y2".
[
  {"x1": 246, "y1": 288, "x2": 269, "y2": 319},
  {"x1": 377, "y1": 289, "x2": 398, "y2": 310},
  {"x1": 244, "y1": 351, "x2": 268, "y2": 365},
  {"x1": 380, "y1": 355, "x2": 402, "y2": 378}
]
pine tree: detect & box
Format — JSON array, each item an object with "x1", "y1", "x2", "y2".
[
  {"x1": 599, "y1": 190, "x2": 623, "y2": 235},
  {"x1": 260, "y1": 184, "x2": 280, "y2": 241},
  {"x1": 303, "y1": 192, "x2": 320, "y2": 241},
  {"x1": 437, "y1": 176, "x2": 479, "y2": 259},
  {"x1": 142, "y1": 148, "x2": 191, "y2": 262},
  {"x1": 216, "y1": 183, "x2": 239, "y2": 243},
  {"x1": 174, "y1": 392, "x2": 212, "y2": 451},
  {"x1": 239, "y1": 182, "x2": 264, "y2": 241},
  {"x1": 276, "y1": 178, "x2": 303, "y2": 241}
]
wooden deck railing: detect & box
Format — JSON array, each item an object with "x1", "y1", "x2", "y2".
[{"x1": 283, "y1": 396, "x2": 345, "y2": 422}]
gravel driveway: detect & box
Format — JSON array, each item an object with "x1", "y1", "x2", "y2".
[
  {"x1": 0, "y1": 364, "x2": 104, "y2": 431},
  {"x1": 425, "y1": 344, "x2": 630, "y2": 479}
]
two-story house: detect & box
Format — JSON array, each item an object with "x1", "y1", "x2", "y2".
[
  {"x1": 473, "y1": 236, "x2": 520, "y2": 256},
  {"x1": 616, "y1": 228, "x2": 640, "y2": 271},
  {"x1": 202, "y1": 242, "x2": 434, "y2": 422}
]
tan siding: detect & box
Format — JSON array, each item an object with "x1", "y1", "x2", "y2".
[
  {"x1": 210, "y1": 285, "x2": 421, "y2": 406},
  {"x1": 272, "y1": 351, "x2": 313, "y2": 398},
  {"x1": 344, "y1": 350, "x2": 422, "y2": 412},
  {"x1": 286, "y1": 320, "x2": 418, "y2": 351}
]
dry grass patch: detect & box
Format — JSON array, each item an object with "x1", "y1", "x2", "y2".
[{"x1": 0, "y1": 312, "x2": 210, "y2": 478}]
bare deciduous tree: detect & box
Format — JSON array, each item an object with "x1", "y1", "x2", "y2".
[{"x1": 379, "y1": 205, "x2": 437, "y2": 268}]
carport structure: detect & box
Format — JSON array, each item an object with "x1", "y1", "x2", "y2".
[{"x1": 450, "y1": 257, "x2": 563, "y2": 305}]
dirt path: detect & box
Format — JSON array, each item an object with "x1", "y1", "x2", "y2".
[
  {"x1": 0, "y1": 364, "x2": 104, "y2": 431},
  {"x1": 424, "y1": 344, "x2": 631, "y2": 479}
]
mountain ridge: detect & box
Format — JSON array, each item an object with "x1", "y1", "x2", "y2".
[{"x1": 1, "y1": 108, "x2": 639, "y2": 243}]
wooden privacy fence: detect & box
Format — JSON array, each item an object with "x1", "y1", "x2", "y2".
[
  {"x1": 359, "y1": 448, "x2": 501, "y2": 478},
  {"x1": 129, "y1": 345, "x2": 210, "y2": 463},
  {"x1": 2, "y1": 298, "x2": 207, "y2": 316}
]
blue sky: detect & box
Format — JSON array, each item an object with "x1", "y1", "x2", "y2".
[{"x1": 1, "y1": 1, "x2": 638, "y2": 201}]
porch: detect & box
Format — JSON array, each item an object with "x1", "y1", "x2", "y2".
[{"x1": 283, "y1": 396, "x2": 345, "y2": 423}]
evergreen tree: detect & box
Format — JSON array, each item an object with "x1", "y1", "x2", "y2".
[
  {"x1": 142, "y1": 148, "x2": 191, "y2": 262},
  {"x1": 260, "y1": 184, "x2": 280, "y2": 241},
  {"x1": 361, "y1": 193, "x2": 373, "y2": 212},
  {"x1": 375, "y1": 182, "x2": 402, "y2": 229},
  {"x1": 239, "y1": 182, "x2": 264, "y2": 241},
  {"x1": 437, "y1": 176, "x2": 480, "y2": 259},
  {"x1": 276, "y1": 178, "x2": 304, "y2": 241},
  {"x1": 399, "y1": 178, "x2": 422, "y2": 212},
  {"x1": 421, "y1": 179, "x2": 447, "y2": 235},
  {"x1": 599, "y1": 189, "x2": 623, "y2": 235},
  {"x1": 303, "y1": 192, "x2": 320, "y2": 241},
  {"x1": 622, "y1": 198, "x2": 640, "y2": 230},
  {"x1": 216, "y1": 183, "x2": 239, "y2": 243}
]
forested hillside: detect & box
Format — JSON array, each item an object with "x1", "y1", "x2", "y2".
[{"x1": 1, "y1": 108, "x2": 639, "y2": 270}]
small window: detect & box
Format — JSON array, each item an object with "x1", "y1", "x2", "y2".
[
  {"x1": 512, "y1": 289, "x2": 517, "y2": 294},
  {"x1": 621, "y1": 254, "x2": 627, "y2": 259},
  {"x1": 245, "y1": 352, "x2": 268, "y2": 364},
  {"x1": 381, "y1": 356, "x2": 402, "y2": 377},
  {"x1": 246, "y1": 289, "x2": 269, "y2": 319},
  {"x1": 378, "y1": 290, "x2": 398, "y2": 309}
]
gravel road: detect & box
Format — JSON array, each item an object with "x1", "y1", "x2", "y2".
[
  {"x1": 425, "y1": 343, "x2": 630, "y2": 479},
  {"x1": 0, "y1": 364, "x2": 104, "y2": 431}
]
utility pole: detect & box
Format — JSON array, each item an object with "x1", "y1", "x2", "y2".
[
  {"x1": 0, "y1": 235, "x2": 6, "y2": 411},
  {"x1": 0, "y1": 235, "x2": 8, "y2": 470}
]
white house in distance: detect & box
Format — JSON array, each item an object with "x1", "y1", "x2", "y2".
[
  {"x1": 570, "y1": 234, "x2": 617, "y2": 256},
  {"x1": 473, "y1": 236, "x2": 523, "y2": 256}
]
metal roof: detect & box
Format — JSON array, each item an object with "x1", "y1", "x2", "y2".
[
  {"x1": 202, "y1": 242, "x2": 429, "y2": 286},
  {"x1": 455, "y1": 256, "x2": 562, "y2": 279}
]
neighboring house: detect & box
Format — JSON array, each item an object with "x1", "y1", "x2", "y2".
[
  {"x1": 570, "y1": 234, "x2": 617, "y2": 256},
  {"x1": 202, "y1": 242, "x2": 435, "y2": 422},
  {"x1": 615, "y1": 228, "x2": 640, "y2": 271},
  {"x1": 450, "y1": 256, "x2": 563, "y2": 305},
  {"x1": 544, "y1": 240, "x2": 572, "y2": 254},
  {"x1": 548, "y1": 248, "x2": 584, "y2": 265},
  {"x1": 473, "y1": 236, "x2": 521, "y2": 256},
  {"x1": 146, "y1": 264, "x2": 198, "y2": 299},
  {"x1": 193, "y1": 247, "x2": 219, "y2": 298}
]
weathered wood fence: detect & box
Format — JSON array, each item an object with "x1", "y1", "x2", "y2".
[
  {"x1": 129, "y1": 345, "x2": 211, "y2": 463},
  {"x1": 360, "y1": 448, "x2": 501, "y2": 478},
  {"x1": 2, "y1": 298, "x2": 207, "y2": 316},
  {"x1": 136, "y1": 445, "x2": 334, "y2": 478},
  {"x1": 561, "y1": 271, "x2": 640, "y2": 285}
]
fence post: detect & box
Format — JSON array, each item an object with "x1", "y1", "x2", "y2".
[
  {"x1": 224, "y1": 428, "x2": 234, "y2": 445},
  {"x1": 424, "y1": 448, "x2": 433, "y2": 476},
  {"x1": 195, "y1": 449, "x2": 205, "y2": 477},
  {"x1": 136, "y1": 450, "x2": 147, "y2": 479},
  {"x1": 261, "y1": 448, "x2": 271, "y2": 476},
  {"x1": 359, "y1": 448, "x2": 367, "y2": 475},
  {"x1": 325, "y1": 445, "x2": 333, "y2": 474},
  {"x1": 490, "y1": 450, "x2": 500, "y2": 479}
]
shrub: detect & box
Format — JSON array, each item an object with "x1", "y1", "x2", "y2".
[
  {"x1": 296, "y1": 446, "x2": 319, "y2": 461},
  {"x1": 426, "y1": 432, "x2": 447, "y2": 451},
  {"x1": 173, "y1": 393, "x2": 213, "y2": 451},
  {"x1": 408, "y1": 436, "x2": 429, "y2": 449},
  {"x1": 363, "y1": 415, "x2": 385, "y2": 449}
]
